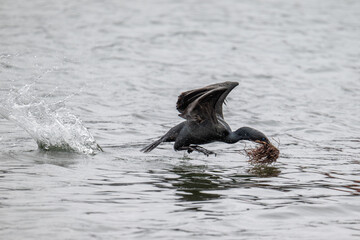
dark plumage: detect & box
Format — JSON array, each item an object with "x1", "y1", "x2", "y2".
[{"x1": 141, "y1": 81, "x2": 269, "y2": 156}]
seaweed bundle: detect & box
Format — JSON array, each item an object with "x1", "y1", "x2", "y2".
[{"x1": 246, "y1": 141, "x2": 279, "y2": 165}]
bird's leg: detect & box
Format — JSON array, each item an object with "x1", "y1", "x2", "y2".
[
  {"x1": 178, "y1": 145, "x2": 216, "y2": 156},
  {"x1": 191, "y1": 145, "x2": 216, "y2": 156},
  {"x1": 186, "y1": 147, "x2": 194, "y2": 154},
  {"x1": 177, "y1": 146, "x2": 194, "y2": 154}
]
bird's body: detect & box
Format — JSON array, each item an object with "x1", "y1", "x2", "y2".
[{"x1": 142, "y1": 81, "x2": 269, "y2": 156}]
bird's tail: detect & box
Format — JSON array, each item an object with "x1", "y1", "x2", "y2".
[{"x1": 141, "y1": 138, "x2": 164, "y2": 153}]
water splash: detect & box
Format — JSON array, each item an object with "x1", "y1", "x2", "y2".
[{"x1": 0, "y1": 84, "x2": 103, "y2": 154}]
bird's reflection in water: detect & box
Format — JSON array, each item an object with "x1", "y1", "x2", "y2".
[
  {"x1": 247, "y1": 165, "x2": 281, "y2": 178},
  {"x1": 167, "y1": 163, "x2": 281, "y2": 202},
  {"x1": 169, "y1": 165, "x2": 225, "y2": 201}
]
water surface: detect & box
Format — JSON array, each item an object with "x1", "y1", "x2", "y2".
[{"x1": 1, "y1": 0, "x2": 360, "y2": 239}]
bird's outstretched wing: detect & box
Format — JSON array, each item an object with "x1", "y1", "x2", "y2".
[{"x1": 176, "y1": 81, "x2": 239, "y2": 123}]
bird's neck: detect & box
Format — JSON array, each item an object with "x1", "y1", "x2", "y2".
[{"x1": 224, "y1": 130, "x2": 246, "y2": 144}]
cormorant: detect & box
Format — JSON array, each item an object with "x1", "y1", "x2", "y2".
[{"x1": 141, "y1": 81, "x2": 269, "y2": 156}]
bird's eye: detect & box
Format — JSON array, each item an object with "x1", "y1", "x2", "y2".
[{"x1": 261, "y1": 137, "x2": 266, "y2": 141}]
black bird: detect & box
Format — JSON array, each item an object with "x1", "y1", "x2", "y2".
[{"x1": 141, "y1": 81, "x2": 269, "y2": 156}]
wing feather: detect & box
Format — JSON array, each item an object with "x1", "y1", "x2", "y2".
[{"x1": 176, "y1": 81, "x2": 238, "y2": 123}]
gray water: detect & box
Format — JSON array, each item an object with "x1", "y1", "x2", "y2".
[{"x1": 1, "y1": 0, "x2": 360, "y2": 239}]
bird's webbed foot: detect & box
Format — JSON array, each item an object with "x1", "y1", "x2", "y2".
[{"x1": 178, "y1": 145, "x2": 216, "y2": 157}]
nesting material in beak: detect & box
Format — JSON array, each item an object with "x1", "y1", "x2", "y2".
[{"x1": 246, "y1": 141, "x2": 280, "y2": 164}]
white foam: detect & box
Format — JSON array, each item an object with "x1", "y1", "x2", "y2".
[{"x1": 0, "y1": 84, "x2": 102, "y2": 154}]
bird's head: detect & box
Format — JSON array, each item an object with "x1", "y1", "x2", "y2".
[{"x1": 235, "y1": 127, "x2": 269, "y2": 143}]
